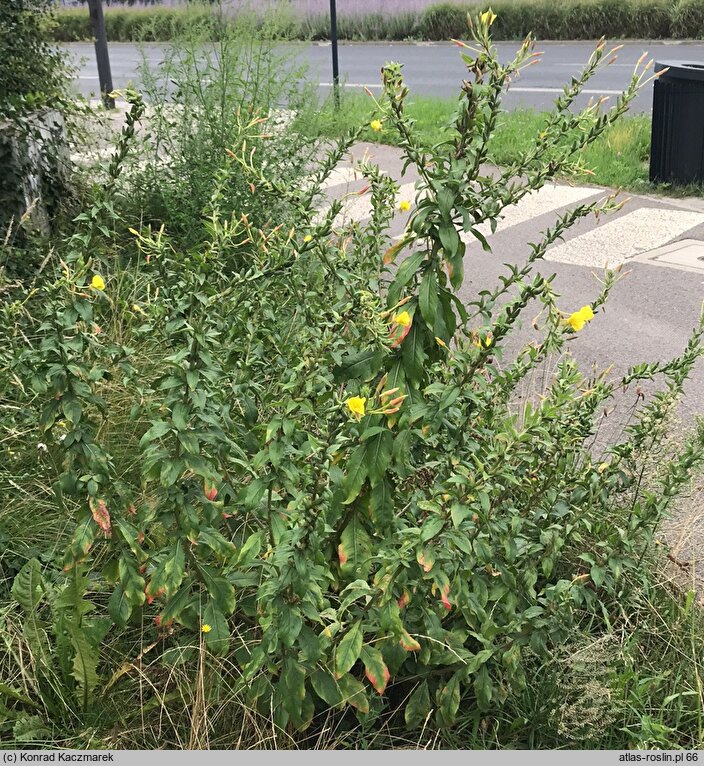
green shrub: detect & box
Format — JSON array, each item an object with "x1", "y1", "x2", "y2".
[
  {"x1": 0, "y1": 0, "x2": 69, "y2": 107},
  {"x1": 3, "y1": 13, "x2": 704, "y2": 744},
  {"x1": 52, "y1": 0, "x2": 704, "y2": 42}
]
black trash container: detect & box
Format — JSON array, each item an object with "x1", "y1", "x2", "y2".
[{"x1": 650, "y1": 61, "x2": 704, "y2": 184}]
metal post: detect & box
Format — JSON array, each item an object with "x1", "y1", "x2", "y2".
[
  {"x1": 87, "y1": 0, "x2": 115, "y2": 109},
  {"x1": 330, "y1": 0, "x2": 340, "y2": 109}
]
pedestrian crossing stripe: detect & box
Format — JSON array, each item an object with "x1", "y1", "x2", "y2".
[{"x1": 544, "y1": 207, "x2": 704, "y2": 267}]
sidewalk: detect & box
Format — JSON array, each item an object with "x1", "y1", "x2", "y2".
[{"x1": 323, "y1": 141, "x2": 704, "y2": 594}]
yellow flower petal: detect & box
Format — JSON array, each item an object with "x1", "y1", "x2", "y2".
[
  {"x1": 393, "y1": 310, "x2": 412, "y2": 327},
  {"x1": 201, "y1": 623, "x2": 212, "y2": 633},
  {"x1": 398, "y1": 200, "x2": 411, "y2": 212},
  {"x1": 370, "y1": 119, "x2": 383, "y2": 132},
  {"x1": 346, "y1": 396, "x2": 366, "y2": 419},
  {"x1": 577, "y1": 305, "x2": 594, "y2": 322},
  {"x1": 303, "y1": 234, "x2": 313, "y2": 243},
  {"x1": 480, "y1": 9, "x2": 497, "y2": 25},
  {"x1": 567, "y1": 312, "x2": 586, "y2": 332},
  {"x1": 91, "y1": 274, "x2": 106, "y2": 291}
]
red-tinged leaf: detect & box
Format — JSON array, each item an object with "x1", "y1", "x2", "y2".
[
  {"x1": 417, "y1": 547, "x2": 435, "y2": 573},
  {"x1": 338, "y1": 518, "x2": 372, "y2": 580},
  {"x1": 399, "y1": 629, "x2": 421, "y2": 652},
  {"x1": 360, "y1": 646, "x2": 390, "y2": 695},
  {"x1": 382, "y1": 238, "x2": 408, "y2": 265},
  {"x1": 398, "y1": 589, "x2": 410, "y2": 609},
  {"x1": 441, "y1": 583, "x2": 452, "y2": 611},
  {"x1": 337, "y1": 673, "x2": 369, "y2": 713},
  {"x1": 89, "y1": 497, "x2": 111, "y2": 537}
]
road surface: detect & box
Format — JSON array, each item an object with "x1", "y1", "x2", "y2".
[{"x1": 63, "y1": 40, "x2": 704, "y2": 111}]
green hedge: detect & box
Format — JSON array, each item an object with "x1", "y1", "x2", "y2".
[{"x1": 52, "y1": 0, "x2": 704, "y2": 42}]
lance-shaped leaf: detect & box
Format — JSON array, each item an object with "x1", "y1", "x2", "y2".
[
  {"x1": 365, "y1": 430, "x2": 393, "y2": 489},
  {"x1": 405, "y1": 680, "x2": 431, "y2": 728},
  {"x1": 146, "y1": 542, "x2": 186, "y2": 601},
  {"x1": 336, "y1": 673, "x2": 369, "y2": 713},
  {"x1": 360, "y1": 645, "x2": 391, "y2": 695},
  {"x1": 311, "y1": 669, "x2": 343, "y2": 707},
  {"x1": 338, "y1": 518, "x2": 372, "y2": 580},
  {"x1": 335, "y1": 620, "x2": 363, "y2": 678},
  {"x1": 436, "y1": 670, "x2": 462, "y2": 727},
  {"x1": 201, "y1": 600, "x2": 229, "y2": 655},
  {"x1": 342, "y1": 443, "x2": 369, "y2": 505},
  {"x1": 12, "y1": 559, "x2": 44, "y2": 613}
]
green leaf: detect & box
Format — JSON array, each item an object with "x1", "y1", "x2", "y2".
[
  {"x1": 405, "y1": 681, "x2": 431, "y2": 728},
  {"x1": 436, "y1": 670, "x2": 462, "y2": 727},
  {"x1": 368, "y1": 478, "x2": 394, "y2": 528},
  {"x1": 445, "y1": 239, "x2": 466, "y2": 290},
  {"x1": 338, "y1": 518, "x2": 372, "y2": 580},
  {"x1": 171, "y1": 402, "x2": 189, "y2": 430},
  {"x1": 360, "y1": 645, "x2": 390, "y2": 694},
  {"x1": 342, "y1": 443, "x2": 369, "y2": 505},
  {"x1": 474, "y1": 665, "x2": 493, "y2": 711},
  {"x1": 401, "y1": 323, "x2": 427, "y2": 384},
  {"x1": 438, "y1": 221, "x2": 460, "y2": 259},
  {"x1": 139, "y1": 420, "x2": 171, "y2": 447},
  {"x1": 336, "y1": 673, "x2": 369, "y2": 713},
  {"x1": 119, "y1": 556, "x2": 146, "y2": 606},
  {"x1": 388, "y1": 250, "x2": 425, "y2": 307},
  {"x1": 282, "y1": 658, "x2": 307, "y2": 721},
  {"x1": 335, "y1": 621, "x2": 363, "y2": 678},
  {"x1": 419, "y1": 268, "x2": 440, "y2": 331},
  {"x1": 311, "y1": 669, "x2": 343, "y2": 707},
  {"x1": 365, "y1": 430, "x2": 393, "y2": 488},
  {"x1": 107, "y1": 584, "x2": 132, "y2": 627},
  {"x1": 202, "y1": 600, "x2": 229, "y2": 655},
  {"x1": 235, "y1": 531, "x2": 264, "y2": 567},
  {"x1": 199, "y1": 564, "x2": 236, "y2": 615},
  {"x1": 146, "y1": 542, "x2": 186, "y2": 600},
  {"x1": 421, "y1": 516, "x2": 444, "y2": 542},
  {"x1": 12, "y1": 559, "x2": 44, "y2": 613},
  {"x1": 278, "y1": 603, "x2": 303, "y2": 647},
  {"x1": 333, "y1": 349, "x2": 384, "y2": 383},
  {"x1": 67, "y1": 622, "x2": 100, "y2": 708},
  {"x1": 160, "y1": 584, "x2": 195, "y2": 626}
]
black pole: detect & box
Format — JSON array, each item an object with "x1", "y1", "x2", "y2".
[
  {"x1": 330, "y1": 0, "x2": 340, "y2": 109},
  {"x1": 87, "y1": 0, "x2": 115, "y2": 109}
]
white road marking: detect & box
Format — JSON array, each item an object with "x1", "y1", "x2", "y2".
[
  {"x1": 509, "y1": 86, "x2": 622, "y2": 95},
  {"x1": 320, "y1": 166, "x2": 360, "y2": 190},
  {"x1": 545, "y1": 207, "x2": 704, "y2": 267},
  {"x1": 464, "y1": 184, "x2": 603, "y2": 242},
  {"x1": 319, "y1": 82, "x2": 383, "y2": 89}
]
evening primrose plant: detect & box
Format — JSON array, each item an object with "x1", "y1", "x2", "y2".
[{"x1": 2, "y1": 12, "x2": 704, "y2": 740}]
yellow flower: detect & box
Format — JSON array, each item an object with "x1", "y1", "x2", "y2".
[
  {"x1": 201, "y1": 623, "x2": 212, "y2": 633},
  {"x1": 567, "y1": 312, "x2": 586, "y2": 332},
  {"x1": 566, "y1": 305, "x2": 594, "y2": 332},
  {"x1": 393, "y1": 310, "x2": 412, "y2": 327},
  {"x1": 398, "y1": 200, "x2": 411, "y2": 212},
  {"x1": 578, "y1": 305, "x2": 594, "y2": 322},
  {"x1": 303, "y1": 234, "x2": 313, "y2": 243},
  {"x1": 370, "y1": 119, "x2": 383, "y2": 132},
  {"x1": 346, "y1": 396, "x2": 366, "y2": 420},
  {"x1": 91, "y1": 274, "x2": 106, "y2": 291},
  {"x1": 480, "y1": 8, "x2": 497, "y2": 25}
]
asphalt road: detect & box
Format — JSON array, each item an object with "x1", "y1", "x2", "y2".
[{"x1": 64, "y1": 40, "x2": 704, "y2": 112}]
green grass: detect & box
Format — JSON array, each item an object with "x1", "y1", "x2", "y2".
[{"x1": 314, "y1": 93, "x2": 678, "y2": 193}]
